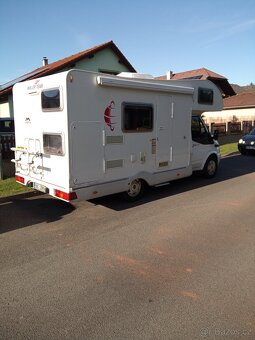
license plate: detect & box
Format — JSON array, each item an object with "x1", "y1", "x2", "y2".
[
  {"x1": 33, "y1": 182, "x2": 48, "y2": 193},
  {"x1": 246, "y1": 146, "x2": 255, "y2": 150}
]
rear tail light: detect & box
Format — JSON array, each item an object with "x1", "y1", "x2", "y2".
[
  {"x1": 15, "y1": 175, "x2": 25, "y2": 184},
  {"x1": 55, "y1": 189, "x2": 77, "y2": 201}
]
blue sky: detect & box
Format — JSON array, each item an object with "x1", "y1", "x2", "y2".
[{"x1": 1, "y1": 0, "x2": 255, "y2": 86}]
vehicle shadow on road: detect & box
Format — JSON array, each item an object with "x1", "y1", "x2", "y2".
[
  {"x1": 0, "y1": 154, "x2": 254, "y2": 231},
  {"x1": 92, "y1": 154, "x2": 255, "y2": 211},
  {"x1": 0, "y1": 197, "x2": 74, "y2": 234}
]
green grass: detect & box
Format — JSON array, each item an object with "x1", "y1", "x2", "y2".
[
  {"x1": 0, "y1": 177, "x2": 33, "y2": 198},
  {"x1": 220, "y1": 142, "x2": 239, "y2": 157}
]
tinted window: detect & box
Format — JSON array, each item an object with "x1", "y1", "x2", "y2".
[
  {"x1": 192, "y1": 115, "x2": 213, "y2": 144},
  {"x1": 42, "y1": 89, "x2": 60, "y2": 110},
  {"x1": 122, "y1": 103, "x2": 153, "y2": 132},
  {"x1": 43, "y1": 133, "x2": 64, "y2": 156},
  {"x1": 192, "y1": 116, "x2": 207, "y2": 137},
  {"x1": 198, "y1": 87, "x2": 214, "y2": 105}
]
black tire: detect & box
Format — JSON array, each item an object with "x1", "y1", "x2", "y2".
[
  {"x1": 203, "y1": 156, "x2": 218, "y2": 178},
  {"x1": 122, "y1": 178, "x2": 146, "y2": 202}
]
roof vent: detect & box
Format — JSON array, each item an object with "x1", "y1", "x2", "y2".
[
  {"x1": 117, "y1": 72, "x2": 154, "y2": 80},
  {"x1": 42, "y1": 57, "x2": 48, "y2": 66}
]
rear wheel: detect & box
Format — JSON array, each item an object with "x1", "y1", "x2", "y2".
[
  {"x1": 203, "y1": 156, "x2": 218, "y2": 178},
  {"x1": 123, "y1": 178, "x2": 146, "y2": 201}
]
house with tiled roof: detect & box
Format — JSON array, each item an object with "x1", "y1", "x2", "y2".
[
  {"x1": 0, "y1": 40, "x2": 136, "y2": 118},
  {"x1": 203, "y1": 91, "x2": 255, "y2": 134},
  {"x1": 156, "y1": 68, "x2": 235, "y2": 98},
  {"x1": 224, "y1": 92, "x2": 255, "y2": 109},
  {"x1": 157, "y1": 68, "x2": 255, "y2": 135}
]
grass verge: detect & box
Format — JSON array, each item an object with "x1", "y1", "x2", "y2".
[
  {"x1": 0, "y1": 177, "x2": 32, "y2": 198},
  {"x1": 220, "y1": 142, "x2": 239, "y2": 157}
]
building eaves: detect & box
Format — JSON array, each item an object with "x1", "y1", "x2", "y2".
[
  {"x1": 155, "y1": 68, "x2": 227, "y2": 81},
  {"x1": 28, "y1": 40, "x2": 136, "y2": 80},
  {"x1": 155, "y1": 67, "x2": 235, "y2": 97},
  {"x1": 0, "y1": 40, "x2": 136, "y2": 100}
]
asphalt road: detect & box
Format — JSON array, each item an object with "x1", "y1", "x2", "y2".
[{"x1": 0, "y1": 154, "x2": 255, "y2": 339}]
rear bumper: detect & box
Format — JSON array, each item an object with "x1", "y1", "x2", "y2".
[{"x1": 15, "y1": 175, "x2": 76, "y2": 202}]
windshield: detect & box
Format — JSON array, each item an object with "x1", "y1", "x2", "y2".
[{"x1": 249, "y1": 128, "x2": 255, "y2": 135}]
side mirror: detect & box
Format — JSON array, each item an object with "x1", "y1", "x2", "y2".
[{"x1": 212, "y1": 130, "x2": 219, "y2": 140}]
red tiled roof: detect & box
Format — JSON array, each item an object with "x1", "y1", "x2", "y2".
[
  {"x1": 224, "y1": 92, "x2": 255, "y2": 109},
  {"x1": 0, "y1": 40, "x2": 136, "y2": 99},
  {"x1": 156, "y1": 75, "x2": 168, "y2": 80},
  {"x1": 155, "y1": 67, "x2": 235, "y2": 97},
  {"x1": 172, "y1": 68, "x2": 226, "y2": 80},
  {"x1": 156, "y1": 68, "x2": 226, "y2": 80}
]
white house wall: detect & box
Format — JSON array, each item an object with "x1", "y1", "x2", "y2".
[
  {"x1": 0, "y1": 101, "x2": 10, "y2": 118},
  {"x1": 0, "y1": 94, "x2": 14, "y2": 118},
  {"x1": 75, "y1": 48, "x2": 131, "y2": 74}
]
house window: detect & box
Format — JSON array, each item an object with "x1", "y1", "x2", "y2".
[
  {"x1": 122, "y1": 103, "x2": 153, "y2": 132},
  {"x1": 198, "y1": 87, "x2": 214, "y2": 105},
  {"x1": 41, "y1": 88, "x2": 61, "y2": 110}
]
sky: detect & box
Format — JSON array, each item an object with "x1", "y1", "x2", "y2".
[{"x1": 1, "y1": 0, "x2": 255, "y2": 86}]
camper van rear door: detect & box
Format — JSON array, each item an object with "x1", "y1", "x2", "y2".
[{"x1": 71, "y1": 122, "x2": 104, "y2": 184}]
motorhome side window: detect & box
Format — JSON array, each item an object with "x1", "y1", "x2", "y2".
[
  {"x1": 41, "y1": 88, "x2": 61, "y2": 110},
  {"x1": 122, "y1": 103, "x2": 153, "y2": 132},
  {"x1": 198, "y1": 88, "x2": 214, "y2": 105},
  {"x1": 43, "y1": 133, "x2": 64, "y2": 156}
]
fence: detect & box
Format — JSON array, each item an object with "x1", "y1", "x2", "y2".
[
  {"x1": 0, "y1": 134, "x2": 15, "y2": 180},
  {"x1": 210, "y1": 121, "x2": 255, "y2": 136},
  {"x1": 207, "y1": 120, "x2": 255, "y2": 145}
]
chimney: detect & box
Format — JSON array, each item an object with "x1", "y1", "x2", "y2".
[
  {"x1": 166, "y1": 70, "x2": 173, "y2": 80},
  {"x1": 42, "y1": 57, "x2": 48, "y2": 66}
]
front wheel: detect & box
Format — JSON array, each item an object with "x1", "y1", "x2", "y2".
[
  {"x1": 122, "y1": 178, "x2": 146, "y2": 201},
  {"x1": 203, "y1": 156, "x2": 218, "y2": 178}
]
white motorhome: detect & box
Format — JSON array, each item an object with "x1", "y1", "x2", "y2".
[{"x1": 12, "y1": 70, "x2": 222, "y2": 202}]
